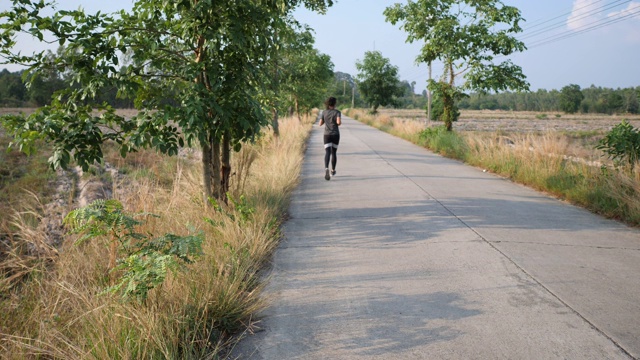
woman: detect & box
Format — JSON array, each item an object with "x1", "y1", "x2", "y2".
[{"x1": 319, "y1": 97, "x2": 342, "y2": 181}]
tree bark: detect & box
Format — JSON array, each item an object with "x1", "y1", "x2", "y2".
[
  {"x1": 272, "y1": 107, "x2": 280, "y2": 137},
  {"x1": 272, "y1": 28, "x2": 280, "y2": 137},
  {"x1": 295, "y1": 96, "x2": 301, "y2": 122},
  {"x1": 202, "y1": 137, "x2": 214, "y2": 203},
  {"x1": 221, "y1": 132, "x2": 231, "y2": 203},
  {"x1": 211, "y1": 138, "x2": 223, "y2": 202}
]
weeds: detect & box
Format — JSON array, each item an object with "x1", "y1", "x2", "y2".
[
  {"x1": 0, "y1": 116, "x2": 311, "y2": 358},
  {"x1": 352, "y1": 110, "x2": 640, "y2": 226}
]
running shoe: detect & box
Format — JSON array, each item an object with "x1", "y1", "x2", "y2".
[
  {"x1": 331, "y1": 170, "x2": 336, "y2": 177},
  {"x1": 325, "y1": 168, "x2": 330, "y2": 181}
]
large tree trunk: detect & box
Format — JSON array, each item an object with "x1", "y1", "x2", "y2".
[
  {"x1": 294, "y1": 96, "x2": 301, "y2": 122},
  {"x1": 221, "y1": 133, "x2": 231, "y2": 202},
  {"x1": 272, "y1": 107, "x2": 280, "y2": 137},
  {"x1": 211, "y1": 138, "x2": 223, "y2": 202},
  {"x1": 202, "y1": 136, "x2": 214, "y2": 203},
  {"x1": 443, "y1": 60, "x2": 455, "y2": 132},
  {"x1": 202, "y1": 133, "x2": 229, "y2": 205},
  {"x1": 272, "y1": 27, "x2": 280, "y2": 137}
]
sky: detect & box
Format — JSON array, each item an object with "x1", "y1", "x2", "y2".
[
  {"x1": 1, "y1": 0, "x2": 639, "y2": 91},
  {"x1": 293, "y1": 0, "x2": 640, "y2": 91}
]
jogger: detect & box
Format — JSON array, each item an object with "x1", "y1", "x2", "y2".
[{"x1": 319, "y1": 97, "x2": 342, "y2": 180}]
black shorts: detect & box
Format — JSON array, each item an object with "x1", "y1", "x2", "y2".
[{"x1": 324, "y1": 134, "x2": 340, "y2": 149}]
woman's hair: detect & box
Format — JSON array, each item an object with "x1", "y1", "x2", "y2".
[{"x1": 325, "y1": 97, "x2": 337, "y2": 109}]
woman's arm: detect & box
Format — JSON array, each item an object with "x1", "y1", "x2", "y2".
[{"x1": 336, "y1": 116, "x2": 341, "y2": 126}]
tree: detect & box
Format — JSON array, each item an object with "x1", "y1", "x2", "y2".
[
  {"x1": 559, "y1": 84, "x2": 583, "y2": 114},
  {"x1": 327, "y1": 72, "x2": 362, "y2": 109},
  {"x1": 279, "y1": 29, "x2": 334, "y2": 120},
  {"x1": 0, "y1": 0, "x2": 333, "y2": 204},
  {"x1": 0, "y1": 69, "x2": 26, "y2": 106},
  {"x1": 355, "y1": 50, "x2": 404, "y2": 113},
  {"x1": 385, "y1": 0, "x2": 529, "y2": 131}
]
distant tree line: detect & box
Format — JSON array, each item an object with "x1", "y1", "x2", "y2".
[
  {"x1": 4, "y1": 61, "x2": 637, "y2": 117},
  {"x1": 0, "y1": 49, "x2": 136, "y2": 108},
  {"x1": 458, "y1": 85, "x2": 640, "y2": 115}
]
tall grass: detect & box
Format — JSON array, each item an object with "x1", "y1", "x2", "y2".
[
  {"x1": 347, "y1": 109, "x2": 640, "y2": 226},
  {"x1": 1, "y1": 116, "x2": 312, "y2": 358}
]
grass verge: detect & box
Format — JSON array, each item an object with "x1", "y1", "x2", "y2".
[
  {"x1": 1, "y1": 116, "x2": 312, "y2": 358},
  {"x1": 346, "y1": 108, "x2": 640, "y2": 226}
]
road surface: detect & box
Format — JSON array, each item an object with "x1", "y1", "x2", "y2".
[{"x1": 231, "y1": 116, "x2": 640, "y2": 359}]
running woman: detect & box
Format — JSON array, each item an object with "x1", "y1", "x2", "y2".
[{"x1": 319, "y1": 97, "x2": 341, "y2": 181}]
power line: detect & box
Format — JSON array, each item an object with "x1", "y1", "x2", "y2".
[
  {"x1": 522, "y1": 0, "x2": 606, "y2": 31},
  {"x1": 518, "y1": 0, "x2": 631, "y2": 41},
  {"x1": 527, "y1": 6, "x2": 640, "y2": 48}
]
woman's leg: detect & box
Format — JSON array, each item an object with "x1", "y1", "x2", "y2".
[
  {"x1": 325, "y1": 146, "x2": 332, "y2": 169},
  {"x1": 331, "y1": 146, "x2": 337, "y2": 171}
]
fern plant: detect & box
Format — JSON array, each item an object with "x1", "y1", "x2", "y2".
[
  {"x1": 64, "y1": 199, "x2": 144, "y2": 272},
  {"x1": 65, "y1": 199, "x2": 203, "y2": 302}
]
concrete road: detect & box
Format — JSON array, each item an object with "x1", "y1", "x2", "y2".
[{"x1": 231, "y1": 116, "x2": 640, "y2": 359}]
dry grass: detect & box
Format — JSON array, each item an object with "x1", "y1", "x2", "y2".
[
  {"x1": 0, "y1": 116, "x2": 312, "y2": 358},
  {"x1": 348, "y1": 108, "x2": 640, "y2": 226},
  {"x1": 377, "y1": 108, "x2": 640, "y2": 134}
]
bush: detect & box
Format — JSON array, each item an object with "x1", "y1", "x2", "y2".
[
  {"x1": 597, "y1": 120, "x2": 640, "y2": 170},
  {"x1": 418, "y1": 126, "x2": 468, "y2": 159}
]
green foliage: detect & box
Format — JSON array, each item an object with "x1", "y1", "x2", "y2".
[
  {"x1": 355, "y1": 51, "x2": 404, "y2": 113},
  {"x1": 458, "y1": 86, "x2": 640, "y2": 114},
  {"x1": 326, "y1": 72, "x2": 366, "y2": 109},
  {"x1": 0, "y1": 0, "x2": 335, "y2": 202},
  {"x1": 428, "y1": 80, "x2": 466, "y2": 129},
  {"x1": 65, "y1": 199, "x2": 203, "y2": 302},
  {"x1": 559, "y1": 84, "x2": 584, "y2": 114},
  {"x1": 277, "y1": 28, "x2": 335, "y2": 116},
  {"x1": 0, "y1": 69, "x2": 27, "y2": 106},
  {"x1": 0, "y1": 123, "x2": 55, "y2": 229},
  {"x1": 597, "y1": 120, "x2": 640, "y2": 170},
  {"x1": 418, "y1": 125, "x2": 468, "y2": 158},
  {"x1": 385, "y1": 0, "x2": 529, "y2": 130},
  {"x1": 206, "y1": 193, "x2": 255, "y2": 225},
  {"x1": 106, "y1": 232, "x2": 203, "y2": 302},
  {"x1": 64, "y1": 199, "x2": 142, "y2": 245}
]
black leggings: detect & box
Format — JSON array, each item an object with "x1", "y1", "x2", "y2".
[{"x1": 325, "y1": 146, "x2": 337, "y2": 170}]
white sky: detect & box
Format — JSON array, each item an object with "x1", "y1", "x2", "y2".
[{"x1": 1, "y1": 0, "x2": 639, "y2": 91}]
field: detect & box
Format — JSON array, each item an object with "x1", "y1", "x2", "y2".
[
  {"x1": 348, "y1": 108, "x2": 640, "y2": 226},
  {"x1": 379, "y1": 108, "x2": 640, "y2": 133},
  {"x1": 371, "y1": 108, "x2": 640, "y2": 168}
]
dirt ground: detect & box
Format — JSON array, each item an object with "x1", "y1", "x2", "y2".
[
  {"x1": 4, "y1": 107, "x2": 640, "y2": 134},
  {"x1": 380, "y1": 109, "x2": 640, "y2": 134}
]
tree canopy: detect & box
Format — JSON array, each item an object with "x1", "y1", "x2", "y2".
[
  {"x1": 559, "y1": 84, "x2": 585, "y2": 114},
  {"x1": 0, "y1": 0, "x2": 334, "y2": 203},
  {"x1": 355, "y1": 50, "x2": 404, "y2": 113},
  {"x1": 385, "y1": 0, "x2": 530, "y2": 130}
]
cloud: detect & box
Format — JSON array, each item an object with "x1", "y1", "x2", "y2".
[
  {"x1": 566, "y1": 0, "x2": 640, "y2": 42},
  {"x1": 567, "y1": 0, "x2": 604, "y2": 31},
  {"x1": 607, "y1": 1, "x2": 640, "y2": 20},
  {"x1": 608, "y1": 2, "x2": 640, "y2": 42}
]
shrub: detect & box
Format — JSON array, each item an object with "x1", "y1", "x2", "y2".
[
  {"x1": 65, "y1": 199, "x2": 203, "y2": 302},
  {"x1": 597, "y1": 120, "x2": 640, "y2": 170}
]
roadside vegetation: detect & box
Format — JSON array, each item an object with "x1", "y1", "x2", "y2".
[
  {"x1": 0, "y1": 116, "x2": 311, "y2": 358},
  {"x1": 0, "y1": 121, "x2": 56, "y2": 237},
  {"x1": 347, "y1": 108, "x2": 640, "y2": 226}
]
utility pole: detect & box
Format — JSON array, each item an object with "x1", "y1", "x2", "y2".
[
  {"x1": 427, "y1": 62, "x2": 432, "y2": 124},
  {"x1": 343, "y1": 80, "x2": 346, "y2": 96},
  {"x1": 351, "y1": 84, "x2": 355, "y2": 109}
]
